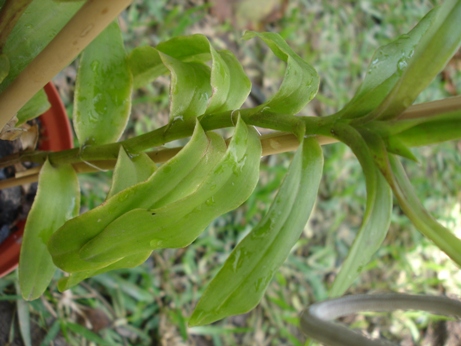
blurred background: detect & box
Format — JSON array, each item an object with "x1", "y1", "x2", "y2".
[{"x1": 2, "y1": 0, "x2": 461, "y2": 345}]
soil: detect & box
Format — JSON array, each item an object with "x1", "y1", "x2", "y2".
[{"x1": 0, "y1": 120, "x2": 39, "y2": 246}]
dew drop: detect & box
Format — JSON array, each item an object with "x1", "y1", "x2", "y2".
[{"x1": 397, "y1": 56, "x2": 408, "y2": 73}]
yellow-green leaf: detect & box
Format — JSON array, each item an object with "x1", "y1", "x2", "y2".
[{"x1": 19, "y1": 160, "x2": 79, "y2": 300}]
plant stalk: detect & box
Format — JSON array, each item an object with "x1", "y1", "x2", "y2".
[
  {"x1": 0, "y1": 133, "x2": 335, "y2": 189},
  {"x1": 0, "y1": 0, "x2": 134, "y2": 131},
  {"x1": 0, "y1": 95, "x2": 460, "y2": 190}
]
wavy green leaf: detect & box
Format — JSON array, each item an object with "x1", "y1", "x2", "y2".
[
  {"x1": 73, "y1": 21, "x2": 132, "y2": 146},
  {"x1": 58, "y1": 148, "x2": 156, "y2": 289},
  {"x1": 19, "y1": 160, "x2": 79, "y2": 300},
  {"x1": 49, "y1": 122, "x2": 226, "y2": 273},
  {"x1": 242, "y1": 31, "x2": 319, "y2": 115},
  {"x1": 79, "y1": 117, "x2": 261, "y2": 264},
  {"x1": 329, "y1": 125, "x2": 392, "y2": 297},
  {"x1": 128, "y1": 35, "x2": 210, "y2": 88},
  {"x1": 159, "y1": 52, "x2": 211, "y2": 122},
  {"x1": 189, "y1": 136, "x2": 323, "y2": 326},
  {"x1": 128, "y1": 34, "x2": 251, "y2": 115},
  {"x1": 205, "y1": 49, "x2": 251, "y2": 114}
]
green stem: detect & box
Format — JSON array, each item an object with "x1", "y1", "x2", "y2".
[{"x1": 2, "y1": 96, "x2": 461, "y2": 169}]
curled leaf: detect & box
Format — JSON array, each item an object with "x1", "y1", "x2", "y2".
[
  {"x1": 49, "y1": 121, "x2": 226, "y2": 273},
  {"x1": 79, "y1": 117, "x2": 261, "y2": 264},
  {"x1": 242, "y1": 31, "x2": 319, "y2": 115}
]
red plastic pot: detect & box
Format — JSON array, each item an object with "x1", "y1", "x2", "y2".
[{"x1": 0, "y1": 83, "x2": 73, "y2": 278}]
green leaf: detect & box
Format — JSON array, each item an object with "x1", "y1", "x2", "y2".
[
  {"x1": 396, "y1": 110, "x2": 461, "y2": 147},
  {"x1": 189, "y1": 136, "x2": 323, "y2": 326},
  {"x1": 366, "y1": 134, "x2": 461, "y2": 266},
  {"x1": 57, "y1": 251, "x2": 152, "y2": 291},
  {"x1": 107, "y1": 147, "x2": 156, "y2": 199},
  {"x1": 129, "y1": 34, "x2": 251, "y2": 117},
  {"x1": 58, "y1": 147, "x2": 157, "y2": 288},
  {"x1": 341, "y1": 1, "x2": 461, "y2": 120},
  {"x1": 387, "y1": 154, "x2": 461, "y2": 266},
  {"x1": 128, "y1": 46, "x2": 166, "y2": 89},
  {"x1": 19, "y1": 160, "x2": 80, "y2": 300},
  {"x1": 16, "y1": 88, "x2": 50, "y2": 125},
  {"x1": 159, "y1": 52, "x2": 211, "y2": 122},
  {"x1": 0, "y1": 54, "x2": 9, "y2": 84},
  {"x1": 329, "y1": 125, "x2": 392, "y2": 297},
  {"x1": 0, "y1": 1, "x2": 83, "y2": 93},
  {"x1": 128, "y1": 35, "x2": 210, "y2": 88},
  {"x1": 78, "y1": 117, "x2": 261, "y2": 264},
  {"x1": 205, "y1": 49, "x2": 251, "y2": 114},
  {"x1": 383, "y1": 136, "x2": 418, "y2": 162},
  {"x1": 375, "y1": 0, "x2": 461, "y2": 120},
  {"x1": 49, "y1": 121, "x2": 225, "y2": 273},
  {"x1": 73, "y1": 21, "x2": 132, "y2": 146},
  {"x1": 242, "y1": 31, "x2": 319, "y2": 115}
]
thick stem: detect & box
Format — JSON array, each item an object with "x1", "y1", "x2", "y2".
[
  {"x1": 1, "y1": 95, "x2": 460, "y2": 189},
  {"x1": 0, "y1": 0, "x2": 134, "y2": 131},
  {"x1": 0, "y1": 133, "x2": 335, "y2": 189}
]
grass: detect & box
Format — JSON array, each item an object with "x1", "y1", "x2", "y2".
[{"x1": 1, "y1": 0, "x2": 460, "y2": 345}]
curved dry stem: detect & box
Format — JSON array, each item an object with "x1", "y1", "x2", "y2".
[{"x1": 300, "y1": 293, "x2": 461, "y2": 346}]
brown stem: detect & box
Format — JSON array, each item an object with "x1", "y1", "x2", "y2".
[{"x1": 0, "y1": 0, "x2": 134, "y2": 131}]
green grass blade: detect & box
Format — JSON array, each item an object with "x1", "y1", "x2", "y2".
[
  {"x1": 19, "y1": 160, "x2": 80, "y2": 300},
  {"x1": 14, "y1": 280, "x2": 31, "y2": 346},
  {"x1": 73, "y1": 21, "x2": 132, "y2": 146},
  {"x1": 189, "y1": 137, "x2": 323, "y2": 326}
]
